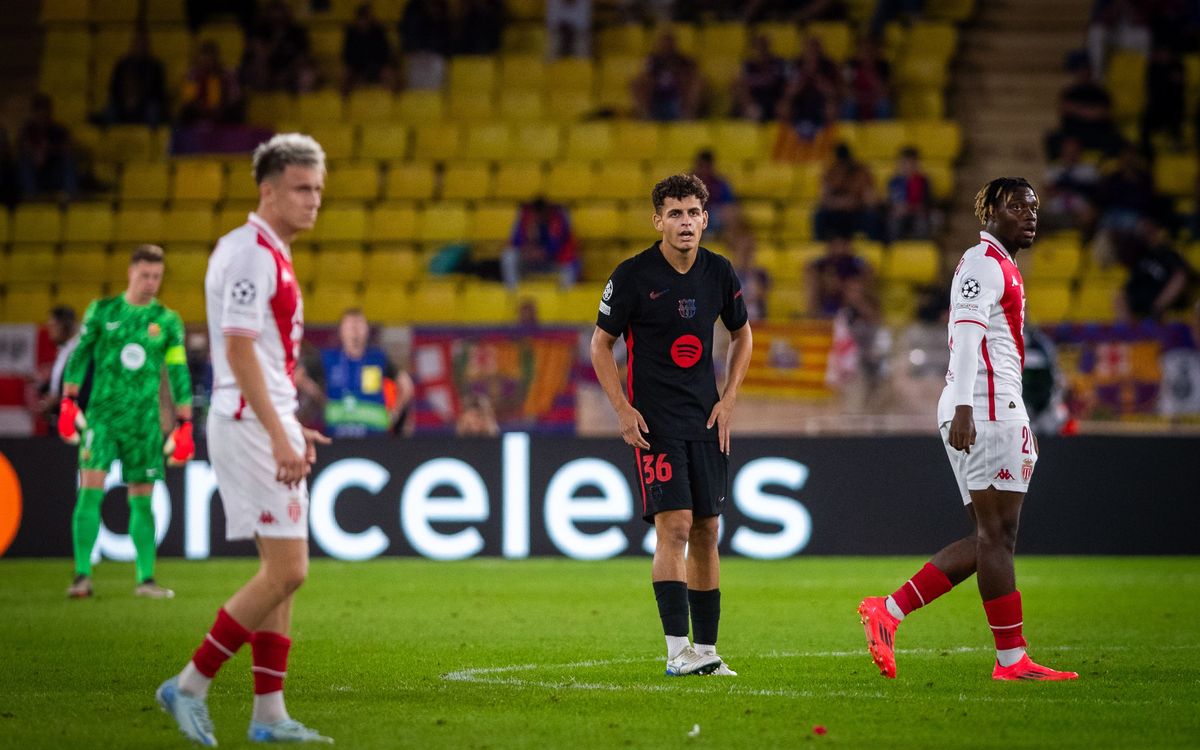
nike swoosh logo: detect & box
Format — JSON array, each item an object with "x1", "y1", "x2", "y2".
[
  {"x1": 649, "y1": 289, "x2": 669, "y2": 300},
  {"x1": 105, "y1": 322, "x2": 121, "y2": 330}
]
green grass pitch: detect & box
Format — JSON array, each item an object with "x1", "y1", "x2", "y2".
[{"x1": 2, "y1": 557, "x2": 1198, "y2": 749}]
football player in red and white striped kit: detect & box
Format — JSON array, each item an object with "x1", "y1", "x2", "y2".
[{"x1": 858, "y1": 178, "x2": 1078, "y2": 682}]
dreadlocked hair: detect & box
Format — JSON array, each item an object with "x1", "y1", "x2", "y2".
[{"x1": 973, "y1": 177, "x2": 1035, "y2": 225}]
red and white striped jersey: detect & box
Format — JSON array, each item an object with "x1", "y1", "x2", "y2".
[
  {"x1": 938, "y1": 231, "x2": 1028, "y2": 424},
  {"x1": 205, "y1": 213, "x2": 304, "y2": 420}
]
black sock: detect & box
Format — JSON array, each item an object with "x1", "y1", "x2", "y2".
[
  {"x1": 688, "y1": 588, "x2": 721, "y2": 646},
  {"x1": 653, "y1": 580, "x2": 690, "y2": 637}
]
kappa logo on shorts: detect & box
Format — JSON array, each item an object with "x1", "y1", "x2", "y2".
[
  {"x1": 1022, "y1": 459, "x2": 1034, "y2": 482},
  {"x1": 259, "y1": 511, "x2": 276, "y2": 525},
  {"x1": 994, "y1": 468, "x2": 1015, "y2": 481}
]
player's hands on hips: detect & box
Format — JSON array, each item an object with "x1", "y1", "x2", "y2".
[
  {"x1": 301, "y1": 427, "x2": 331, "y2": 464},
  {"x1": 272, "y1": 434, "x2": 309, "y2": 488},
  {"x1": 57, "y1": 397, "x2": 86, "y2": 444},
  {"x1": 618, "y1": 404, "x2": 651, "y2": 450},
  {"x1": 164, "y1": 419, "x2": 194, "y2": 465},
  {"x1": 707, "y1": 398, "x2": 735, "y2": 455},
  {"x1": 949, "y1": 405, "x2": 976, "y2": 453}
]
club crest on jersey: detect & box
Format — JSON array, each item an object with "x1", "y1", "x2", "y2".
[
  {"x1": 678, "y1": 298, "x2": 696, "y2": 319},
  {"x1": 961, "y1": 277, "x2": 981, "y2": 299},
  {"x1": 120, "y1": 343, "x2": 146, "y2": 370},
  {"x1": 288, "y1": 499, "x2": 302, "y2": 523},
  {"x1": 232, "y1": 279, "x2": 257, "y2": 305},
  {"x1": 1022, "y1": 458, "x2": 1034, "y2": 482},
  {"x1": 147, "y1": 322, "x2": 161, "y2": 338}
]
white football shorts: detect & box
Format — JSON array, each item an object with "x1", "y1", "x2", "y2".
[
  {"x1": 207, "y1": 413, "x2": 310, "y2": 540},
  {"x1": 939, "y1": 419, "x2": 1037, "y2": 505}
]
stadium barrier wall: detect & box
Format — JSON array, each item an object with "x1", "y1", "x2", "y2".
[{"x1": 1, "y1": 435, "x2": 1196, "y2": 560}]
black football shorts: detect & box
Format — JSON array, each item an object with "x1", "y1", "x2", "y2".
[{"x1": 634, "y1": 436, "x2": 729, "y2": 523}]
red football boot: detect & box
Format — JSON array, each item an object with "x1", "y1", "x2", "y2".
[
  {"x1": 858, "y1": 596, "x2": 899, "y2": 679},
  {"x1": 992, "y1": 653, "x2": 1079, "y2": 681}
]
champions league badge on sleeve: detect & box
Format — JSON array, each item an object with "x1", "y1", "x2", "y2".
[{"x1": 960, "y1": 277, "x2": 981, "y2": 300}]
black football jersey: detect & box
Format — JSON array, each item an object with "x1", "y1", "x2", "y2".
[{"x1": 596, "y1": 242, "x2": 748, "y2": 441}]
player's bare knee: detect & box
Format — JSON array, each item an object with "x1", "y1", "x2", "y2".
[{"x1": 688, "y1": 520, "x2": 719, "y2": 549}]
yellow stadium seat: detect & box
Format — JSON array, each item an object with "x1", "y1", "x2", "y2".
[
  {"x1": 304, "y1": 123, "x2": 355, "y2": 161},
  {"x1": 41, "y1": 58, "x2": 88, "y2": 93},
  {"x1": 359, "y1": 124, "x2": 409, "y2": 160},
  {"x1": 369, "y1": 204, "x2": 419, "y2": 242},
  {"x1": 291, "y1": 245, "x2": 317, "y2": 284},
  {"x1": 498, "y1": 90, "x2": 547, "y2": 122},
  {"x1": 409, "y1": 280, "x2": 462, "y2": 322},
  {"x1": 598, "y1": 56, "x2": 642, "y2": 109},
  {"x1": 164, "y1": 246, "x2": 211, "y2": 284},
  {"x1": 12, "y1": 205, "x2": 63, "y2": 244},
  {"x1": 661, "y1": 25, "x2": 699, "y2": 55},
  {"x1": 162, "y1": 207, "x2": 216, "y2": 244},
  {"x1": 897, "y1": 55, "x2": 950, "y2": 88},
  {"x1": 384, "y1": 162, "x2": 437, "y2": 201},
  {"x1": 171, "y1": 161, "x2": 225, "y2": 203},
  {"x1": 660, "y1": 122, "x2": 716, "y2": 162},
  {"x1": 925, "y1": 161, "x2": 954, "y2": 201},
  {"x1": 805, "y1": 21, "x2": 853, "y2": 62},
  {"x1": 0, "y1": 208, "x2": 7, "y2": 243},
  {"x1": 857, "y1": 121, "x2": 909, "y2": 161},
  {"x1": 501, "y1": 23, "x2": 546, "y2": 54},
  {"x1": 500, "y1": 55, "x2": 546, "y2": 92},
  {"x1": 54, "y1": 282, "x2": 107, "y2": 312},
  {"x1": 879, "y1": 280, "x2": 916, "y2": 326},
  {"x1": 924, "y1": 0, "x2": 974, "y2": 21},
  {"x1": 448, "y1": 90, "x2": 496, "y2": 122},
  {"x1": 314, "y1": 244, "x2": 366, "y2": 284},
  {"x1": 224, "y1": 165, "x2": 261, "y2": 202},
  {"x1": 395, "y1": 90, "x2": 445, "y2": 123},
  {"x1": 325, "y1": 162, "x2": 380, "y2": 202},
  {"x1": 1072, "y1": 283, "x2": 1119, "y2": 322},
  {"x1": 1024, "y1": 281, "x2": 1073, "y2": 324},
  {"x1": 756, "y1": 22, "x2": 800, "y2": 57},
  {"x1": 114, "y1": 206, "x2": 166, "y2": 245},
  {"x1": 121, "y1": 162, "x2": 170, "y2": 203},
  {"x1": 778, "y1": 204, "x2": 815, "y2": 240},
  {"x1": 145, "y1": 0, "x2": 186, "y2": 23},
  {"x1": 471, "y1": 203, "x2": 518, "y2": 242},
  {"x1": 463, "y1": 123, "x2": 513, "y2": 161},
  {"x1": 93, "y1": 125, "x2": 158, "y2": 164},
  {"x1": 58, "y1": 246, "x2": 109, "y2": 282},
  {"x1": 313, "y1": 205, "x2": 368, "y2": 243},
  {"x1": 546, "y1": 58, "x2": 595, "y2": 95},
  {"x1": 741, "y1": 200, "x2": 779, "y2": 233},
  {"x1": 53, "y1": 92, "x2": 88, "y2": 126},
  {"x1": 412, "y1": 123, "x2": 463, "y2": 161},
  {"x1": 712, "y1": 121, "x2": 766, "y2": 163},
  {"x1": 597, "y1": 24, "x2": 648, "y2": 56},
  {"x1": 883, "y1": 240, "x2": 940, "y2": 283},
  {"x1": 442, "y1": 163, "x2": 493, "y2": 200},
  {"x1": 6, "y1": 246, "x2": 58, "y2": 283},
  {"x1": 418, "y1": 203, "x2": 471, "y2": 244},
  {"x1": 742, "y1": 163, "x2": 797, "y2": 199},
  {"x1": 1153, "y1": 153, "x2": 1198, "y2": 197},
  {"x1": 365, "y1": 245, "x2": 421, "y2": 282},
  {"x1": 91, "y1": 0, "x2": 139, "y2": 22},
  {"x1": 700, "y1": 23, "x2": 747, "y2": 57},
  {"x1": 457, "y1": 281, "x2": 516, "y2": 323},
  {"x1": 449, "y1": 56, "x2": 497, "y2": 94},
  {"x1": 493, "y1": 162, "x2": 545, "y2": 200},
  {"x1": 346, "y1": 89, "x2": 396, "y2": 123},
  {"x1": 612, "y1": 122, "x2": 661, "y2": 161},
  {"x1": 296, "y1": 91, "x2": 344, "y2": 124},
  {"x1": 905, "y1": 120, "x2": 962, "y2": 161},
  {"x1": 1024, "y1": 236, "x2": 1082, "y2": 281},
  {"x1": 40, "y1": 0, "x2": 88, "y2": 23},
  {"x1": 593, "y1": 162, "x2": 649, "y2": 201},
  {"x1": 766, "y1": 281, "x2": 806, "y2": 320},
  {"x1": 618, "y1": 203, "x2": 654, "y2": 240},
  {"x1": 545, "y1": 162, "x2": 595, "y2": 202},
  {"x1": 565, "y1": 122, "x2": 614, "y2": 161},
  {"x1": 362, "y1": 281, "x2": 414, "y2": 322},
  {"x1": 1, "y1": 284, "x2": 54, "y2": 323},
  {"x1": 572, "y1": 202, "x2": 622, "y2": 240},
  {"x1": 549, "y1": 287, "x2": 603, "y2": 324},
  {"x1": 853, "y1": 240, "x2": 885, "y2": 271},
  {"x1": 246, "y1": 92, "x2": 296, "y2": 128},
  {"x1": 544, "y1": 89, "x2": 597, "y2": 122},
  {"x1": 898, "y1": 88, "x2": 946, "y2": 119},
  {"x1": 509, "y1": 123, "x2": 560, "y2": 162},
  {"x1": 306, "y1": 282, "x2": 362, "y2": 324}
]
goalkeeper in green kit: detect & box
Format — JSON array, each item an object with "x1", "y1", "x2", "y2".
[{"x1": 58, "y1": 244, "x2": 194, "y2": 599}]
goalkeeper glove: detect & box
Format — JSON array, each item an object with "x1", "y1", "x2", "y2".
[
  {"x1": 58, "y1": 397, "x2": 86, "y2": 444},
  {"x1": 164, "y1": 418, "x2": 194, "y2": 465}
]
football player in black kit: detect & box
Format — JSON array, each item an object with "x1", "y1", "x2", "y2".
[{"x1": 590, "y1": 174, "x2": 753, "y2": 676}]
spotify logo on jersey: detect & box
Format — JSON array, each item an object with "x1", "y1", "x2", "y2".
[
  {"x1": 670, "y1": 335, "x2": 702, "y2": 368},
  {"x1": 120, "y1": 343, "x2": 147, "y2": 370}
]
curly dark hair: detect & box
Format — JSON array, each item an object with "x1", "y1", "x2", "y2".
[
  {"x1": 973, "y1": 177, "x2": 1036, "y2": 225},
  {"x1": 651, "y1": 173, "x2": 709, "y2": 213}
]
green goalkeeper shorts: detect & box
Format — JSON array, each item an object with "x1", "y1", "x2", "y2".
[{"x1": 78, "y1": 418, "x2": 165, "y2": 484}]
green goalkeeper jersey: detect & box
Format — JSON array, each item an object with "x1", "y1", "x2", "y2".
[{"x1": 64, "y1": 295, "x2": 192, "y2": 428}]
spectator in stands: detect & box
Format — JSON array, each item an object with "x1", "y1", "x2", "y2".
[
  {"x1": 0, "y1": 127, "x2": 17, "y2": 209},
  {"x1": 456, "y1": 0, "x2": 505, "y2": 55},
  {"x1": 810, "y1": 234, "x2": 885, "y2": 401},
  {"x1": 1045, "y1": 50, "x2": 1124, "y2": 159},
  {"x1": 730, "y1": 232, "x2": 769, "y2": 321},
  {"x1": 99, "y1": 28, "x2": 167, "y2": 127},
  {"x1": 457, "y1": 393, "x2": 500, "y2": 437},
  {"x1": 869, "y1": 0, "x2": 924, "y2": 36},
  {"x1": 37, "y1": 306, "x2": 89, "y2": 433},
  {"x1": 546, "y1": 0, "x2": 592, "y2": 59},
  {"x1": 1095, "y1": 143, "x2": 1160, "y2": 233},
  {"x1": 886, "y1": 146, "x2": 934, "y2": 241},
  {"x1": 16, "y1": 94, "x2": 78, "y2": 201},
  {"x1": 1087, "y1": 0, "x2": 1151, "y2": 74},
  {"x1": 242, "y1": 0, "x2": 317, "y2": 92},
  {"x1": 692, "y1": 149, "x2": 742, "y2": 237},
  {"x1": 778, "y1": 37, "x2": 840, "y2": 141},
  {"x1": 398, "y1": 0, "x2": 451, "y2": 89},
  {"x1": 732, "y1": 34, "x2": 788, "y2": 123},
  {"x1": 1042, "y1": 135, "x2": 1100, "y2": 233},
  {"x1": 807, "y1": 234, "x2": 877, "y2": 318},
  {"x1": 814, "y1": 143, "x2": 883, "y2": 240},
  {"x1": 178, "y1": 41, "x2": 244, "y2": 125},
  {"x1": 341, "y1": 3, "x2": 394, "y2": 93},
  {"x1": 632, "y1": 30, "x2": 703, "y2": 121},
  {"x1": 313, "y1": 308, "x2": 415, "y2": 438},
  {"x1": 1115, "y1": 220, "x2": 1195, "y2": 322},
  {"x1": 501, "y1": 197, "x2": 580, "y2": 289},
  {"x1": 841, "y1": 36, "x2": 892, "y2": 121},
  {"x1": 1140, "y1": 38, "x2": 1185, "y2": 153}
]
